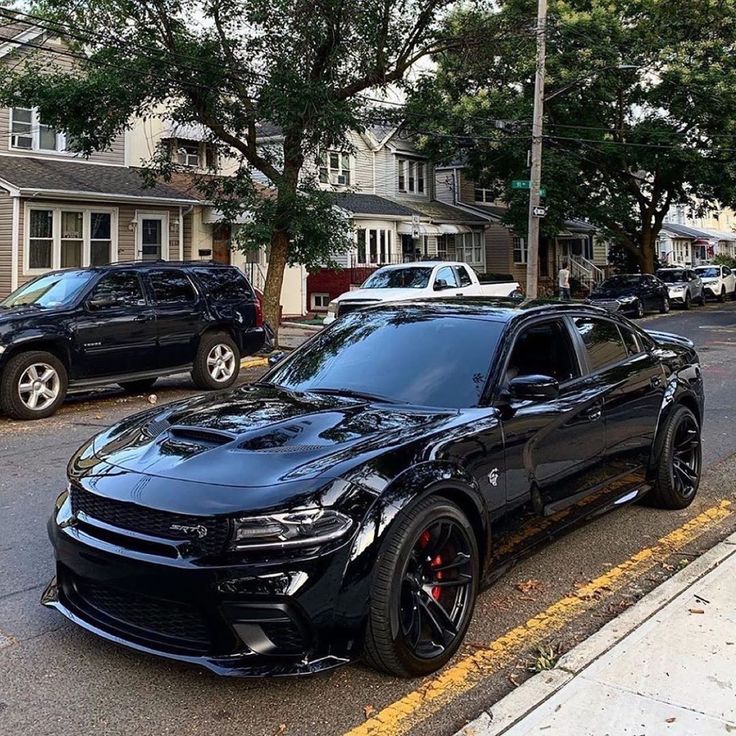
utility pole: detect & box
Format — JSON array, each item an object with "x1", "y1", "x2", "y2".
[{"x1": 525, "y1": 0, "x2": 548, "y2": 299}]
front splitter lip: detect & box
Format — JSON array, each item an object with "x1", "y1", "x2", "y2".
[{"x1": 41, "y1": 577, "x2": 350, "y2": 678}]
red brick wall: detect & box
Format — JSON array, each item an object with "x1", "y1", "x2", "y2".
[{"x1": 307, "y1": 267, "x2": 377, "y2": 308}]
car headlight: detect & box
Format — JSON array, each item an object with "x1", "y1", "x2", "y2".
[
  {"x1": 231, "y1": 508, "x2": 353, "y2": 550},
  {"x1": 618, "y1": 296, "x2": 637, "y2": 304},
  {"x1": 669, "y1": 286, "x2": 685, "y2": 292},
  {"x1": 326, "y1": 301, "x2": 338, "y2": 317}
]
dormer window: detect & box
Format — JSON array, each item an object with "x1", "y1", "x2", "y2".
[
  {"x1": 10, "y1": 107, "x2": 65, "y2": 152},
  {"x1": 319, "y1": 151, "x2": 351, "y2": 187},
  {"x1": 397, "y1": 158, "x2": 425, "y2": 194},
  {"x1": 167, "y1": 138, "x2": 218, "y2": 169}
]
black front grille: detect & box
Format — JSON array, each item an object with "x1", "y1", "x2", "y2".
[
  {"x1": 71, "y1": 577, "x2": 211, "y2": 653},
  {"x1": 70, "y1": 485, "x2": 230, "y2": 557},
  {"x1": 337, "y1": 301, "x2": 377, "y2": 317}
]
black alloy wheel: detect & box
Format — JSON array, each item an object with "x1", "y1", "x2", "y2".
[
  {"x1": 683, "y1": 292, "x2": 691, "y2": 310},
  {"x1": 719, "y1": 286, "x2": 726, "y2": 303},
  {"x1": 649, "y1": 405, "x2": 702, "y2": 509},
  {"x1": 635, "y1": 300, "x2": 645, "y2": 318},
  {"x1": 364, "y1": 497, "x2": 479, "y2": 677},
  {"x1": 660, "y1": 296, "x2": 670, "y2": 314}
]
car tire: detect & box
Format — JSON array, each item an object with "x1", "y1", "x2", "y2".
[
  {"x1": 648, "y1": 405, "x2": 701, "y2": 510},
  {"x1": 118, "y1": 378, "x2": 157, "y2": 394},
  {"x1": 659, "y1": 297, "x2": 670, "y2": 314},
  {"x1": 718, "y1": 287, "x2": 726, "y2": 303},
  {"x1": 0, "y1": 351, "x2": 68, "y2": 420},
  {"x1": 635, "y1": 300, "x2": 644, "y2": 318},
  {"x1": 364, "y1": 496, "x2": 479, "y2": 678},
  {"x1": 683, "y1": 292, "x2": 691, "y2": 310},
  {"x1": 191, "y1": 331, "x2": 241, "y2": 390}
]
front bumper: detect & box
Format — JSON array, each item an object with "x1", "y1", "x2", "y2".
[
  {"x1": 702, "y1": 285, "x2": 721, "y2": 298},
  {"x1": 589, "y1": 299, "x2": 637, "y2": 315},
  {"x1": 43, "y1": 492, "x2": 358, "y2": 677}
]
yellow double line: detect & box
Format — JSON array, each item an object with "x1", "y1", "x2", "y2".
[{"x1": 345, "y1": 500, "x2": 733, "y2": 736}]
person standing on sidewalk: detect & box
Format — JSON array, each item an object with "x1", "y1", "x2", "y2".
[{"x1": 558, "y1": 262, "x2": 571, "y2": 301}]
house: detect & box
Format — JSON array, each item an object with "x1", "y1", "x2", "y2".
[
  {"x1": 658, "y1": 223, "x2": 736, "y2": 266},
  {"x1": 299, "y1": 127, "x2": 492, "y2": 308},
  {"x1": 434, "y1": 164, "x2": 604, "y2": 294}
]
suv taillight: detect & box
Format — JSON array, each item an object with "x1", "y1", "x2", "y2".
[{"x1": 254, "y1": 297, "x2": 264, "y2": 327}]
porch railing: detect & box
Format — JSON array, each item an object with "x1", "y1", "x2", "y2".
[
  {"x1": 567, "y1": 255, "x2": 605, "y2": 292},
  {"x1": 243, "y1": 262, "x2": 267, "y2": 292}
]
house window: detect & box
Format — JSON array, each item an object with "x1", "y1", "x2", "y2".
[
  {"x1": 355, "y1": 228, "x2": 393, "y2": 264},
  {"x1": 176, "y1": 141, "x2": 201, "y2": 167},
  {"x1": 460, "y1": 231, "x2": 483, "y2": 266},
  {"x1": 11, "y1": 107, "x2": 65, "y2": 152},
  {"x1": 311, "y1": 293, "x2": 330, "y2": 310},
  {"x1": 319, "y1": 151, "x2": 351, "y2": 186},
  {"x1": 513, "y1": 236, "x2": 527, "y2": 264},
  {"x1": 397, "y1": 158, "x2": 427, "y2": 194},
  {"x1": 25, "y1": 207, "x2": 117, "y2": 273},
  {"x1": 474, "y1": 188, "x2": 495, "y2": 203}
]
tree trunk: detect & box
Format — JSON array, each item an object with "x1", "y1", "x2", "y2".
[
  {"x1": 262, "y1": 228, "x2": 289, "y2": 345},
  {"x1": 639, "y1": 227, "x2": 657, "y2": 273}
]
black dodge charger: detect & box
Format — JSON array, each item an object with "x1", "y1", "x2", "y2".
[{"x1": 44, "y1": 299, "x2": 704, "y2": 678}]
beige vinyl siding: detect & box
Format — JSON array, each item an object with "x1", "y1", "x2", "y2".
[
  {"x1": 16, "y1": 200, "x2": 191, "y2": 289},
  {"x1": 373, "y1": 148, "x2": 395, "y2": 197},
  {"x1": 0, "y1": 190, "x2": 14, "y2": 297},
  {"x1": 458, "y1": 171, "x2": 477, "y2": 204},
  {"x1": 484, "y1": 223, "x2": 515, "y2": 275},
  {"x1": 434, "y1": 169, "x2": 456, "y2": 204}
]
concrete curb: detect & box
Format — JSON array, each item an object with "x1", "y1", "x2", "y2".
[
  {"x1": 280, "y1": 321, "x2": 323, "y2": 331},
  {"x1": 240, "y1": 356, "x2": 269, "y2": 369},
  {"x1": 457, "y1": 530, "x2": 736, "y2": 736}
]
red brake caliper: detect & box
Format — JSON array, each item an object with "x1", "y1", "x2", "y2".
[{"x1": 430, "y1": 554, "x2": 443, "y2": 600}]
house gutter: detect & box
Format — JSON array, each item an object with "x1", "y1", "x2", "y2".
[
  {"x1": 16, "y1": 188, "x2": 200, "y2": 206},
  {"x1": 10, "y1": 195, "x2": 19, "y2": 292}
]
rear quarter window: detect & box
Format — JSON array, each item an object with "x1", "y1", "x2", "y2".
[{"x1": 193, "y1": 267, "x2": 254, "y2": 302}]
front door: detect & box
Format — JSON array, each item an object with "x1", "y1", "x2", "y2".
[
  {"x1": 72, "y1": 271, "x2": 157, "y2": 379},
  {"x1": 140, "y1": 216, "x2": 166, "y2": 261},
  {"x1": 212, "y1": 224, "x2": 232, "y2": 264}
]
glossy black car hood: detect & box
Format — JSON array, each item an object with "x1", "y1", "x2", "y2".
[
  {"x1": 590, "y1": 285, "x2": 638, "y2": 298},
  {"x1": 87, "y1": 384, "x2": 456, "y2": 488}
]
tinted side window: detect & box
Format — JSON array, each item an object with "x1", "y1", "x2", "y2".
[
  {"x1": 724, "y1": 267, "x2": 732, "y2": 276},
  {"x1": 90, "y1": 272, "x2": 143, "y2": 307},
  {"x1": 148, "y1": 270, "x2": 197, "y2": 305},
  {"x1": 193, "y1": 267, "x2": 252, "y2": 302},
  {"x1": 506, "y1": 320, "x2": 579, "y2": 384},
  {"x1": 619, "y1": 326, "x2": 641, "y2": 356},
  {"x1": 435, "y1": 266, "x2": 459, "y2": 288},
  {"x1": 456, "y1": 266, "x2": 473, "y2": 287},
  {"x1": 574, "y1": 318, "x2": 628, "y2": 371}
]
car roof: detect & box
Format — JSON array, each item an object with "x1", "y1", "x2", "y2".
[
  {"x1": 372, "y1": 261, "x2": 466, "y2": 270},
  {"x1": 39, "y1": 261, "x2": 235, "y2": 277},
  {"x1": 352, "y1": 297, "x2": 618, "y2": 323}
]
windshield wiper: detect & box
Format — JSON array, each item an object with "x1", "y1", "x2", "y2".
[{"x1": 308, "y1": 387, "x2": 400, "y2": 404}]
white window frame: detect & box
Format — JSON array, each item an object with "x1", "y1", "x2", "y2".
[
  {"x1": 311, "y1": 293, "x2": 330, "y2": 310},
  {"x1": 23, "y1": 204, "x2": 118, "y2": 276},
  {"x1": 397, "y1": 157, "x2": 427, "y2": 194},
  {"x1": 10, "y1": 107, "x2": 67, "y2": 153},
  {"x1": 136, "y1": 212, "x2": 169, "y2": 262},
  {"x1": 474, "y1": 188, "x2": 496, "y2": 203},
  {"x1": 460, "y1": 231, "x2": 484, "y2": 267},
  {"x1": 319, "y1": 150, "x2": 351, "y2": 187},
  {"x1": 513, "y1": 236, "x2": 527, "y2": 265},
  {"x1": 175, "y1": 141, "x2": 201, "y2": 168},
  {"x1": 355, "y1": 227, "x2": 393, "y2": 265}
]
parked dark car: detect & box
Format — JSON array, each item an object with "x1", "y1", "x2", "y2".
[
  {"x1": 44, "y1": 298, "x2": 703, "y2": 678},
  {"x1": 589, "y1": 274, "x2": 670, "y2": 317},
  {"x1": 656, "y1": 268, "x2": 704, "y2": 309},
  {"x1": 0, "y1": 262, "x2": 266, "y2": 419}
]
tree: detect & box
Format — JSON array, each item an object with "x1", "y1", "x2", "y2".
[
  {"x1": 0, "y1": 0, "x2": 459, "y2": 337},
  {"x1": 407, "y1": 0, "x2": 736, "y2": 273}
]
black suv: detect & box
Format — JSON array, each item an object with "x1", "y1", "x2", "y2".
[{"x1": 0, "y1": 262, "x2": 266, "y2": 420}]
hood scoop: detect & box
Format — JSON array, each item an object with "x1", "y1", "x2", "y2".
[{"x1": 166, "y1": 426, "x2": 236, "y2": 446}]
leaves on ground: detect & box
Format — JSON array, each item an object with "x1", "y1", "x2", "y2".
[{"x1": 516, "y1": 579, "x2": 542, "y2": 594}]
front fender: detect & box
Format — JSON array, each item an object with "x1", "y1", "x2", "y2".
[{"x1": 330, "y1": 462, "x2": 489, "y2": 650}]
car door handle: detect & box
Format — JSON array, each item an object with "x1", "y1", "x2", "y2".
[{"x1": 586, "y1": 407, "x2": 602, "y2": 422}]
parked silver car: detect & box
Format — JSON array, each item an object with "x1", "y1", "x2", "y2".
[{"x1": 656, "y1": 268, "x2": 704, "y2": 309}]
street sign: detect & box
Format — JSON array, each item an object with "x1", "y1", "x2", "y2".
[
  {"x1": 533, "y1": 206, "x2": 547, "y2": 218},
  {"x1": 512, "y1": 180, "x2": 547, "y2": 197}
]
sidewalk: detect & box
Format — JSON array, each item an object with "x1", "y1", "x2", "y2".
[{"x1": 459, "y1": 533, "x2": 736, "y2": 736}]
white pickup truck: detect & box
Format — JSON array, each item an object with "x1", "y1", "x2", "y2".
[{"x1": 323, "y1": 261, "x2": 521, "y2": 325}]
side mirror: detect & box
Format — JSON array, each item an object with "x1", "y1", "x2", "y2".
[
  {"x1": 433, "y1": 279, "x2": 448, "y2": 291},
  {"x1": 268, "y1": 351, "x2": 286, "y2": 367},
  {"x1": 508, "y1": 374, "x2": 559, "y2": 402},
  {"x1": 87, "y1": 295, "x2": 117, "y2": 310}
]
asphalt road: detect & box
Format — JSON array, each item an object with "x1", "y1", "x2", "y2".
[{"x1": 1, "y1": 303, "x2": 736, "y2": 736}]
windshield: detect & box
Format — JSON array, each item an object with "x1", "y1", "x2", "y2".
[
  {"x1": 266, "y1": 309, "x2": 504, "y2": 408},
  {"x1": 657, "y1": 270, "x2": 688, "y2": 283},
  {"x1": 597, "y1": 276, "x2": 642, "y2": 290},
  {"x1": 0, "y1": 270, "x2": 94, "y2": 309},
  {"x1": 362, "y1": 267, "x2": 433, "y2": 290},
  {"x1": 696, "y1": 267, "x2": 719, "y2": 278}
]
